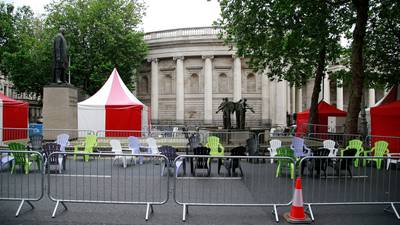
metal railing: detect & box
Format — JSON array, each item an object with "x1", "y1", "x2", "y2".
[
  {"x1": 0, "y1": 150, "x2": 44, "y2": 216},
  {"x1": 47, "y1": 152, "x2": 170, "y2": 220},
  {"x1": 173, "y1": 155, "x2": 295, "y2": 222},
  {"x1": 298, "y1": 156, "x2": 400, "y2": 220}
]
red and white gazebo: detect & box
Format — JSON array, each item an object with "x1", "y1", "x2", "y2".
[
  {"x1": 0, "y1": 93, "x2": 29, "y2": 143},
  {"x1": 78, "y1": 68, "x2": 149, "y2": 137}
]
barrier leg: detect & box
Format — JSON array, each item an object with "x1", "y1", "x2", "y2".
[
  {"x1": 182, "y1": 204, "x2": 187, "y2": 222},
  {"x1": 145, "y1": 203, "x2": 153, "y2": 221},
  {"x1": 307, "y1": 204, "x2": 315, "y2": 221},
  {"x1": 392, "y1": 203, "x2": 400, "y2": 219},
  {"x1": 273, "y1": 204, "x2": 279, "y2": 222},
  {"x1": 15, "y1": 199, "x2": 34, "y2": 217},
  {"x1": 384, "y1": 203, "x2": 400, "y2": 220},
  {"x1": 52, "y1": 200, "x2": 67, "y2": 218}
]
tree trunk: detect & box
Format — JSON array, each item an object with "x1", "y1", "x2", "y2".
[
  {"x1": 307, "y1": 46, "x2": 326, "y2": 134},
  {"x1": 345, "y1": 0, "x2": 369, "y2": 134}
]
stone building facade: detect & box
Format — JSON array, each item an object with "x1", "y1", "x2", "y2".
[{"x1": 137, "y1": 27, "x2": 386, "y2": 128}]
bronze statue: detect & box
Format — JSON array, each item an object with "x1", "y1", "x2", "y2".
[
  {"x1": 53, "y1": 27, "x2": 68, "y2": 84},
  {"x1": 235, "y1": 98, "x2": 255, "y2": 129},
  {"x1": 216, "y1": 98, "x2": 234, "y2": 129}
]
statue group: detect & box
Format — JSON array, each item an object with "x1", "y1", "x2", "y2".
[{"x1": 216, "y1": 98, "x2": 255, "y2": 130}]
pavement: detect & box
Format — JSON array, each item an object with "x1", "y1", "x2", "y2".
[{"x1": 0, "y1": 155, "x2": 399, "y2": 225}]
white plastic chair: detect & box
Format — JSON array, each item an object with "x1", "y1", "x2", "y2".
[
  {"x1": 323, "y1": 140, "x2": 338, "y2": 158},
  {"x1": 268, "y1": 139, "x2": 282, "y2": 163},
  {"x1": 0, "y1": 153, "x2": 14, "y2": 169},
  {"x1": 128, "y1": 136, "x2": 141, "y2": 164},
  {"x1": 110, "y1": 140, "x2": 131, "y2": 168},
  {"x1": 146, "y1": 138, "x2": 160, "y2": 155},
  {"x1": 172, "y1": 127, "x2": 179, "y2": 138},
  {"x1": 56, "y1": 133, "x2": 69, "y2": 170},
  {"x1": 387, "y1": 153, "x2": 400, "y2": 170},
  {"x1": 270, "y1": 128, "x2": 276, "y2": 137}
]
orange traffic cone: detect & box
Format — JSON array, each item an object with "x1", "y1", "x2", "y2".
[{"x1": 283, "y1": 177, "x2": 312, "y2": 224}]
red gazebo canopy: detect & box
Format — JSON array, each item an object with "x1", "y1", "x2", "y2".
[
  {"x1": 370, "y1": 100, "x2": 400, "y2": 153},
  {"x1": 296, "y1": 101, "x2": 347, "y2": 134}
]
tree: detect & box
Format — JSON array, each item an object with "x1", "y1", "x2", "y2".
[
  {"x1": 364, "y1": 0, "x2": 400, "y2": 89},
  {"x1": 344, "y1": 0, "x2": 369, "y2": 134},
  {"x1": 2, "y1": 6, "x2": 52, "y2": 98},
  {"x1": 45, "y1": 0, "x2": 147, "y2": 95},
  {"x1": 0, "y1": 2, "x2": 15, "y2": 69},
  {"x1": 217, "y1": 0, "x2": 350, "y2": 132}
]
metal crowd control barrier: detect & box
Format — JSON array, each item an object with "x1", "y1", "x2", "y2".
[
  {"x1": 0, "y1": 127, "x2": 95, "y2": 143},
  {"x1": 173, "y1": 155, "x2": 295, "y2": 222},
  {"x1": 0, "y1": 128, "x2": 32, "y2": 143},
  {"x1": 0, "y1": 150, "x2": 44, "y2": 216},
  {"x1": 43, "y1": 128, "x2": 94, "y2": 141},
  {"x1": 365, "y1": 135, "x2": 400, "y2": 149},
  {"x1": 298, "y1": 156, "x2": 400, "y2": 220},
  {"x1": 304, "y1": 133, "x2": 362, "y2": 148},
  {"x1": 206, "y1": 131, "x2": 253, "y2": 146},
  {"x1": 94, "y1": 130, "x2": 191, "y2": 151},
  {"x1": 48, "y1": 152, "x2": 170, "y2": 220}
]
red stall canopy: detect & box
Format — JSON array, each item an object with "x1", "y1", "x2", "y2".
[
  {"x1": 0, "y1": 93, "x2": 29, "y2": 142},
  {"x1": 370, "y1": 101, "x2": 400, "y2": 153},
  {"x1": 296, "y1": 101, "x2": 347, "y2": 135}
]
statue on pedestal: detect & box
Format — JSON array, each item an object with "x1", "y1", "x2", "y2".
[{"x1": 53, "y1": 27, "x2": 69, "y2": 84}]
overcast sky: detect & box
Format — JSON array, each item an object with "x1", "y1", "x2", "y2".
[{"x1": 4, "y1": 0, "x2": 221, "y2": 32}]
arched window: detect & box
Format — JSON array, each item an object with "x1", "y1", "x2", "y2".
[
  {"x1": 163, "y1": 74, "x2": 172, "y2": 94},
  {"x1": 218, "y1": 73, "x2": 228, "y2": 93},
  {"x1": 139, "y1": 76, "x2": 148, "y2": 94},
  {"x1": 190, "y1": 73, "x2": 199, "y2": 93},
  {"x1": 247, "y1": 73, "x2": 256, "y2": 93}
]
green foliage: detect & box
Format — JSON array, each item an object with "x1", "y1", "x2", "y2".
[
  {"x1": 1, "y1": 0, "x2": 147, "y2": 97},
  {"x1": 0, "y1": 2, "x2": 15, "y2": 68},
  {"x1": 2, "y1": 6, "x2": 51, "y2": 97},
  {"x1": 364, "y1": 0, "x2": 400, "y2": 89},
  {"x1": 216, "y1": 0, "x2": 351, "y2": 87},
  {"x1": 45, "y1": 0, "x2": 147, "y2": 95}
]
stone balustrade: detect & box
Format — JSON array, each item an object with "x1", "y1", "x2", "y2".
[{"x1": 144, "y1": 27, "x2": 221, "y2": 40}]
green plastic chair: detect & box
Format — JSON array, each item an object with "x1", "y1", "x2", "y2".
[
  {"x1": 275, "y1": 147, "x2": 295, "y2": 179},
  {"x1": 8, "y1": 142, "x2": 32, "y2": 174},
  {"x1": 341, "y1": 139, "x2": 364, "y2": 168},
  {"x1": 362, "y1": 140, "x2": 389, "y2": 169},
  {"x1": 73, "y1": 135, "x2": 97, "y2": 162},
  {"x1": 205, "y1": 136, "x2": 224, "y2": 174}
]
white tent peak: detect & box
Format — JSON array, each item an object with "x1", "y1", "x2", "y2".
[{"x1": 78, "y1": 68, "x2": 143, "y2": 106}]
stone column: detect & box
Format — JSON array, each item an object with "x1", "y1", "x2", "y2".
[
  {"x1": 149, "y1": 58, "x2": 159, "y2": 122},
  {"x1": 203, "y1": 55, "x2": 213, "y2": 124},
  {"x1": 261, "y1": 73, "x2": 270, "y2": 125},
  {"x1": 291, "y1": 86, "x2": 296, "y2": 114},
  {"x1": 233, "y1": 56, "x2": 242, "y2": 101},
  {"x1": 174, "y1": 56, "x2": 185, "y2": 124},
  {"x1": 368, "y1": 88, "x2": 375, "y2": 107},
  {"x1": 269, "y1": 80, "x2": 276, "y2": 125},
  {"x1": 296, "y1": 88, "x2": 303, "y2": 112},
  {"x1": 323, "y1": 73, "x2": 330, "y2": 103},
  {"x1": 336, "y1": 81, "x2": 344, "y2": 110},
  {"x1": 286, "y1": 82, "x2": 291, "y2": 114},
  {"x1": 275, "y1": 80, "x2": 287, "y2": 127}
]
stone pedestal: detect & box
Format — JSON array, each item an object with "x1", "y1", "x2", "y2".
[{"x1": 42, "y1": 84, "x2": 78, "y2": 140}]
